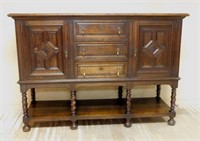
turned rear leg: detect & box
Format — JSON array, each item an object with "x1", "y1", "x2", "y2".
[
  {"x1": 31, "y1": 88, "x2": 36, "y2": 104},
  {"x1": 156, "y1": 85, "x2": 161, "y2": 102},
  {"x1": 118, "y1": 86, "x2": 123, "y2": 105}
]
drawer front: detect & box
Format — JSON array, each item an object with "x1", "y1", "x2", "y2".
[
  {"x1": 75, "y1": 43, "x2": 128, "y2": 58},
  {"x1": 74, "y1": 20, "x2": 129, "y2": 41},
  {"x1": 76, "y1": 63, "x2": 127, "y2": 78}
]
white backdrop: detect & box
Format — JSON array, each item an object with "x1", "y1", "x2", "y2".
[{"x1": 0, "y1": 1, "x2": 199, "y2": 112}]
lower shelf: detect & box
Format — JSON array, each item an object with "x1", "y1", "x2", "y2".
[{"x1": 28, "y1": 98, "x2": 170, "y2": 122}]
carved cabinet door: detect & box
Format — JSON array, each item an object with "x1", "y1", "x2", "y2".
[
  {"x1": 133, "y1": 20, "x2": 175, "y2": 77},
  {"x1": 25, "y1": 20, "x2": 69, "y2": 79}
]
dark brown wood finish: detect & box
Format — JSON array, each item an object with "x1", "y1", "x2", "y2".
[
  {"x1": 125, "y1": 89, "x2": 132, "y2": 127},
  {"x1": 8, "y1": 13, "x2": 188, "y2": 131},
  {"x1": 168, "y1": 86, "x2": 177, "y2": 126},
  {"x1": 22, "y1": 91, "x2": 30, "y2": 132}
]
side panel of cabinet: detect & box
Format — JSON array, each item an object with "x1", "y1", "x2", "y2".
[
  {"x1": 133, "y1": 20, "x2": 176, "y2": 78},
  {"x1": 24, "y1": 20, "x2": 69, "y2": 79}
]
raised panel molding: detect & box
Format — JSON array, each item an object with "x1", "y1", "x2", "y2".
[
  {"x1": 26, "y1": 25, "x2": 66, "y2": 78},
  {"x1": 136, "y1": 24, "x2": 172, "y2": 74}
]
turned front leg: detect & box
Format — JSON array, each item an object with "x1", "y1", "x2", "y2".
[
  {"x1": 156, "y1": 85, "x2": 161, "y2": 101},
  {"x1": 124, "y1": 89, "x2": 132, "y2": 127},
  {"x1": 31, "y1": 88, "x2": 36, "y2": 104},
  {"x1": 22, "y1": 92, "x2": 31, "y2": 132},
  {"x1": 168, "y1": 87, "x2": 177, "y2": 126},
  {"x1": 70, "y1": 91, "x2": 77, "y2": 129}
]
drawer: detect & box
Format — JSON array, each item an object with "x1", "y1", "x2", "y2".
[
  {"x1": 75, "y1": 43, "x2": 128, "y2": 58},
  {"x1": 76, "y1": 63, "x2": 127, "y2": 78},
  {"x1": 74, "y1": 20, "x2": 129, "y2": 42}
]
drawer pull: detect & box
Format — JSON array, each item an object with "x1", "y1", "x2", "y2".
[
  {"x1": 82, "y1": 48, "x2": 85, "y2": 57},
  {"x1": 65, "y1": 49, "x2": 68, "y2": 58},
  {"x1": 83, "y1": 70, "x2": 86, "y2": 78},
  {"x1": 116, "y1": 48, "x2": 120, "y2": 56},
  {"x1": 118, "y1": 27, "x2": 121, "y2": 35},
  {"x1": 117, "y1": 68, "x2": 120, "y2": 77}
]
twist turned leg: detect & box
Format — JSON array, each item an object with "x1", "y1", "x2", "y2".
[
  {"x1": 70, "y1": 91, "x2": 77, "y2": 129},
  {"x1": 31, "y1": 88, "x2": 36, "y2": 104},
  {"x1": 156, "y1": 85, "x2": 161, "y2": 102},
  {"x1": 22, "y1": 92, "x2": 30, "y2": 132},
  {"x1": 118, "y1": 86, "x2": 123, "y2": 105},
  {"x1": 168, "y1": 87, "x2": 177, "y2": 126},
  {"x1": 124, "y1": 89, "x2": 132, "y2": 127}
]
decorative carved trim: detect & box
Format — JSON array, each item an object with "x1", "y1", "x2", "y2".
[
  {"x1": 34, "y1": 41, "x2": 58, "y2": 60},
  {"x1": 143, "y1": 40, "x2": 163, "y2": 57}
]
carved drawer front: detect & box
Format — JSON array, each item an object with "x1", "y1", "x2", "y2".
[
  {"x1": 76, "y1": 63, "x2": 127, "y2": 78},
  {"x1": 75, "y1": 43, "x2": 128, "y2": 59},
  {"x1": 74, "y1": 20, "x2": 129, "y2": 42}
]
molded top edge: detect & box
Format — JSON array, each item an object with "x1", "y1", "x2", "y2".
[{"x1": 8, "y1": 13, "x2": 189, "y2": 18}]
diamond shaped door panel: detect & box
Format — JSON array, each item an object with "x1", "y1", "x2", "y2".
[
  {"x1": 25, "y1": 21, "x2": 68, "y2": 79},
  {"x1": 135, "y1": 22, "x2": 173, "y2": 75}
]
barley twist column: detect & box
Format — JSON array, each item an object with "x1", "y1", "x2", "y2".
[
  {"x1": 31, "y1": 88, "x2": 36, "y2": 104},
  {"x1": 168, "y1": 87, "x2": 176, "y2": 126},
  {"x1": 70, "y1": 91, "x2": 77, "y2": 129},
  {"x1": 124, "y1": 89, "x2": 132, "y2": 127},
  {"x1": 156, "y1": 85, "x2": 161, "y2": 101},
  {"x1": 118, "y1": 86, "x2": 123, "y2": 105},
  {"x1": 22, "y1": 92, "x2": 30, "y2": 132}
]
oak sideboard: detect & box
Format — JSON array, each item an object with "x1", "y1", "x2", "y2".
[{"x1": 8, "y1": 13, "x2": 189, "y2": 132}]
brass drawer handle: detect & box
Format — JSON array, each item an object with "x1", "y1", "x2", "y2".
[
  {"x1": 117, "y1": 68, "x2": 120, "y2": 77},
  {"x1": 116, "y1": 48, "x2": 120, "y2": 56},
  {"x1": 118, "y1": 27, "x2": 121, "y2": 35},
  {"x1": 83, "y1": 70, "x2": 86, "y2": 78}
]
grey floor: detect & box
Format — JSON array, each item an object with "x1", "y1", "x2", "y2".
[{"x1": 0, "y1": 106, "x2": 199, "y2": 141}]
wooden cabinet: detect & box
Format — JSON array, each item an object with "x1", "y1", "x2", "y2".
[{"x1": 8, "y1": 13, "x2": 188, "y2": 132}]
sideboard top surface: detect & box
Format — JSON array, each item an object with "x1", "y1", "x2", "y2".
[{"x1": 8, "y1": 13, "x2": 189, "y2": 19}]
